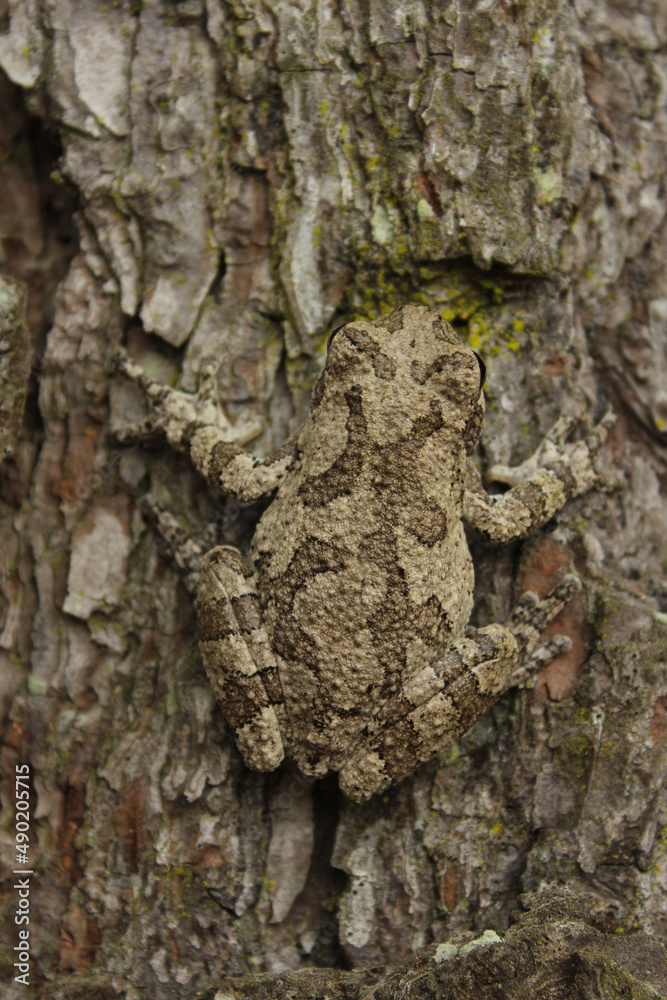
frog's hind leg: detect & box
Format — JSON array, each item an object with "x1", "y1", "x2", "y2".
[
  {"x1": 337, "y1": 625, "x2": 519, "y2": 801},
  {"x1": 136, "y1": 496, "x2": 287, "y2": 770},
  {"x1": 197, "y1": 546, "x2": 287, "y2": 772},
  {"x1": 338, "y1": 576, "x2": 582, "y2": 801}
]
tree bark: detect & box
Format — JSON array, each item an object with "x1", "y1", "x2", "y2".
[{"x1": 1, "y1": 1, "x2": 666, "y2": 997}]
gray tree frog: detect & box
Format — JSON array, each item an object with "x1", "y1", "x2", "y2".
[{"x1": 112, "y1": 305, "x2": 614, "y2": 801}]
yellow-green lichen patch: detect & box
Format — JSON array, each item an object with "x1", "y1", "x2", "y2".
[
  {"x1": 417, "y1": 198, "x2": 437, "y2": 220},
  {"x1": 371, "y1": 204, "x2": 394, "y2": 246},
  {"x1": 467, "y1": 308, "x2": 525, "y2": 359},
  {"x1": 534, "y1": 166, "x2": 563, "y2": 205},
  {"x1": 434, "y1": 929, "x2": 502, "y2": 964}
]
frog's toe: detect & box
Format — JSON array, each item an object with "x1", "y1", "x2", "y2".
[
  {"x1": 508, "y1": 634, "x2": 572, "y2": 689},
  {"x1": 507, "y1": 574, "x2": 581, "y2": 657},
  {"x1": 338, "y1": 750, "x2": 389, "y2": 802},
  {"x1": 235, "y1": 712, "x2": 285, "y2": 772}
]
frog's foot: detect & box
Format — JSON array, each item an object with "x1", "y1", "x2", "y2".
[
  {"x1": 138, "y1": 494, "x2": 203, "y2": 596},
  {"x1": 338, "y1": 577, "x2": 584, "y2": 801},
  {"x1": 506, "y1": 634, "x2": 572, "y2": 689},
  {"x1": 485, "y1": 414, "x2": 579, "y2": 486},
  {"x1": 111, "y1": 348, "x2": 263, "y2": 448},
  {"x1": 111, "y1": 348, "x2": 199, "y2": 446},
  {"x1": 111, "y1": 348, "x2": 294, "y2": 503},
  {"x1": 338, "y1": 624, "x2": 519, "y2": 802},
  {"x1": 486, "y1": 408, "x2": 616, "y2": 491},
  {"x1": 197, "y1": 545, "x2": 289, "y2": 772},
  {"x1": 506, "y1": 573, "x2": 581, "y2": 661}
]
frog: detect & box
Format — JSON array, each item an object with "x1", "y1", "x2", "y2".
[{"x1": 111, "y1": 304, "x2": 614, "y2": 801}]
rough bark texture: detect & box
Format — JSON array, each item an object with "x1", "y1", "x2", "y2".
[
  {"x1": 206, "y1": 887, "x2": 667, "y2": 999},
  {"x1": 0, "y1": 1, "x2": 666, "y2": 998}
]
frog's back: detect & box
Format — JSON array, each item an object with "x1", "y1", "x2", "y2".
[{"x1": 250, "y1": 305, "x2": 484, "y2": 774}]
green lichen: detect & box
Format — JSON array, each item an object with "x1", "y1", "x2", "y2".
[{"x1": 467, "y1": 308, "x2": 524, "y2": 358}]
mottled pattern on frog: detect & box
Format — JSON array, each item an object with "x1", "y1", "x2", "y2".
[{"x1": 252, "y1": 308, "x2": 479, "y2": 775}]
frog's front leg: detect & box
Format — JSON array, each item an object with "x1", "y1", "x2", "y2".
[
  {"x1": 463, "y1": 410, "x2": 615, "y2": 544},
  {"x1": 338, "y1": 577, "x2": 579, "y2": 801},
  {"x1": 197, "y1": 546, "x2": 289, "y2": 771},
  {"x1": 111, "y1": 349, "x2": 297, "y2": 504}
]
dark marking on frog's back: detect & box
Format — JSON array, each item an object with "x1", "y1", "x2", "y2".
[
  {"x1": 268, "y1": 536, "x2": 350, "y2": 671},
  {"x1": 268, "y1": 535, "x2": 349, "y2": 615},
  {"x1": 298, "y1": 385, "x2": 367, "y2": 508},
  {"x1": 374, "y1": 309, "x2": 405, "y2": 334},
  {"x1": 343, "y1": 326, "x2": 397, "y2": 380}
]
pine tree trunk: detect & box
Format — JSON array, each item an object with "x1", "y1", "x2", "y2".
[{"x1": 1, "y1": 2, "x2": 666, "y2": 997}]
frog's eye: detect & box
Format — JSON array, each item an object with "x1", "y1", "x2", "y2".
[
  {"x1": 327, "y1": 324, "x2": 346, "y2": 350},
  {"x1": 473, "y1": 351, "x2": 486, "y2": 390}
]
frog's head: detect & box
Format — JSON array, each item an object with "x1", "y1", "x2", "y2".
[{"x1": 318, "y1": 304, "x2": 486, "y2": 456}]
